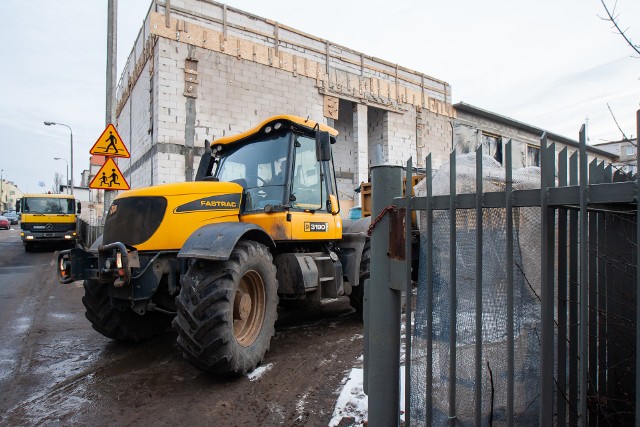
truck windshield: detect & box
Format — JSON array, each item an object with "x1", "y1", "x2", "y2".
[
  {"x1": 23, "y1": 197, "x2": 75, "y2": 214},
  {"x1": 215, "y1": 133, "x2": 290, "y2": 211}
]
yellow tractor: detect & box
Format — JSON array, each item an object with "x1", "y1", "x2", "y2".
[{"x1": 57, "y1": 115, "x2": 370, "y2": 375}]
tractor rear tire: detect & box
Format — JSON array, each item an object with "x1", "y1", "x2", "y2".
[
  {"x1": 349, "y1": 239, "x2": 370, "y2": 316},
  {"x1": 174, "y1": 240, "x2": 278, "y2": 375},
  {"x1": 82, "y1": 279, "x2": 173, "y2": 342}
]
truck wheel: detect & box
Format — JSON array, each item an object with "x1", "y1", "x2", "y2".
[
  {"x1": 82, "y1": 279, "x2": 173, "y2": 342},
  {"x1": 174, "y1": 240, "x2": 278, "y2": 375},
  {"x1": 349, "y1": 239, "x2": 370, "y2": 315}
]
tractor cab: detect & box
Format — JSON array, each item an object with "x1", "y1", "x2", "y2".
[{"x1": 199, "y1": 115, "x2": 342, "y2": 242}]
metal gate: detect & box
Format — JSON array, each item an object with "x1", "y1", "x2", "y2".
[{"x1": 365, "y1": 112, "x2": 640, "y2": 426}]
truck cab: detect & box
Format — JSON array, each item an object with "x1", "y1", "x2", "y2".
[{"x1": 17, "y1": 193, "x2": 80, "y2": 251}]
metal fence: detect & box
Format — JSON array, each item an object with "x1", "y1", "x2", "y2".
[
  {"x1": 76, "y1": 218, "x2": 103, "y2": 249},
  {"x1": 365, "y1": 111, "x2": 640, "y2": 426}
]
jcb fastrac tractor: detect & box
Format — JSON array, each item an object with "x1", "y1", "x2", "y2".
[{"x1": 58, "y1": 115, "x2": 370, "y2": 375}]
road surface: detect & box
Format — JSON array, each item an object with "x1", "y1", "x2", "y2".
[{"x1": 0, "y1": 226, "x2": 364, "y2": 425}]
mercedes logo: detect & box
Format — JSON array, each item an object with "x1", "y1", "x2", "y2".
[{"x1": 45, "y1": 223, "x2": 53, "y2": 230}]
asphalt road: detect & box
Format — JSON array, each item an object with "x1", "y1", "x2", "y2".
[{"x1": 0, "y1": 225, "x2": 364, "y2": 426}]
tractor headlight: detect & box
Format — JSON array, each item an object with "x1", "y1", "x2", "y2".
[
  {"x1": 264, "y1": 125, "x2": 272, "y2": 134},
  {"x1": 116, "y1": 252, "x2": 123, "y2": 269},
  {"x1": 273, "y1": 122, "x2": 282, "y2": 130}
]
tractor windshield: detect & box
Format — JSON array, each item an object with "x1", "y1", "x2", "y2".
[{"x1": 215, "y1": 132, "x2": 290, "y2": 211}]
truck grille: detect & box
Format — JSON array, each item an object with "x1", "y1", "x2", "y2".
[
  {"x1": 22, "y1": 223, "x2": 75, "y2": 232},
  {"x1": 103, "y1": 196, "x2": 167, "y2": 246}
]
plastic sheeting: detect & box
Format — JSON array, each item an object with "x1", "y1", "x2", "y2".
[{"x1": 410, "y1": 153, "x2": 542, "y2": 425}]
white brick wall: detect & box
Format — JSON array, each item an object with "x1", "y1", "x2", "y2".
[{"x1": 115, "y1": 0, "x2": 454, "y2": 191}]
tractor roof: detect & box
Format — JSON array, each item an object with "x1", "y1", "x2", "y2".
[{"x1": 211, "y1": 115, "x2": 338, "y2": 146}]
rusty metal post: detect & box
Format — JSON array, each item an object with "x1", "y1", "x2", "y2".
[{"x1": 367, "y1": 164, "x2": 403, "y2": 427}]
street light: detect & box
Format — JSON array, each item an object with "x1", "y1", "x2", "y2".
[
  {"x1": 54, "y1": 157, "x2": 69, "y2": 194},
  {"x1": 44, "y1": 122, "x2": 74, "y2": 197},
  {"x1": 0, "y1": 169, "x2": 3, "y2": 211}
]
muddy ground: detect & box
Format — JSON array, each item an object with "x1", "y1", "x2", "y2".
[{"x1": 0, "y1": 231, "x2": 365, "y2": 426}]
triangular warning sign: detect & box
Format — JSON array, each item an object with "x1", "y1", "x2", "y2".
[
  {"x1": 89, "y1": 158, "x2": 130, "y2": 190},
  {"x1": 90, "y1": 124, "x2": 130, "y2": 158}
]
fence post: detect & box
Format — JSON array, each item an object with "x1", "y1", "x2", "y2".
[
  {"x1": 636, "y1": 109, "x2": 640, "y2": 427},
  {"x1": 367, "y1": 164, "x2": 403, "y2": 427}
]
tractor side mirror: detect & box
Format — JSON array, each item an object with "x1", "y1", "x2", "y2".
[
  {"x1": 315, "y1": 131, "x2": 331, "y2": 162},
  {"x1": 328, "y1": 194, "x2": 340, "y2": 215}
]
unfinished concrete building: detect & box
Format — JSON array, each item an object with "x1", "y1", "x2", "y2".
[
  {"x1": 115, "y1": 0, "x2": 454, "y2": 211},
  {"x1": 114, "y1": 1, "x2": 616, "y2": 213}
]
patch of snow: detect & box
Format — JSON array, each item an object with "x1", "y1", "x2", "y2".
[
  {"x1": 296, "y1": 392, "x2": 308, "y2": 415},
  {"x1": 13, "y1": 316, "x2": 31, "y2": 335},
  {"x1": 246, "y1": 363, "x2": 273, "y2": 381},
  {"x1": 329, "y1": 368, "x2": 367, "y2": 426},
  {"x1": 330, "y1": 364, "x2": 406, "y2": 425}
]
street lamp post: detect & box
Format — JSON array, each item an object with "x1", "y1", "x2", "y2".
[
  {"x1": 44, "y1": 122, "x2": 74, "y2": 197},
  {"x1": 54, "y1": 157, "x2": 69, "y2": 194},
  {"x1": 0, "y1": 169, "x2": 4, "y2": 211}
]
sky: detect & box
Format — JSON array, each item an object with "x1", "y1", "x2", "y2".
[{"x1": 0, "y1": 0, "x2": 638, "y2": 194}]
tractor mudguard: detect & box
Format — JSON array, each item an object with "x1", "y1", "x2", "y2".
[
  {"x1": 337, "y1": 216, "x2": 371, "y2": 292},
  {"x1": 177, "y1": 222, "x2": 275, "y2": 261}
]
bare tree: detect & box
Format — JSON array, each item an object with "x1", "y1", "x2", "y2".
[
  {"x1": 52, "y1": 172, "x2": 64, "y2": 194},
  {"x1": 607, "y1": 103, "x2": 636, "y2": 146},
  {"x1": 599, "y1": 0, "x2": 640, "y2": 56}
]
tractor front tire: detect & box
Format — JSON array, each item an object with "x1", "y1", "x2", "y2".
[
  {"x1": 174, "y1": 241, "x2": 278, "y2": 375},
  {"x1": 82, "y1": 279, "x2": 173, "y2": 342}
]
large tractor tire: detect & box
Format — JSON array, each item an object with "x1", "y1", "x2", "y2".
[
  {"x1": 82, "y1": 279, "x2": 173, "y2": 342},
  {"x1": 349, "y1": 239, "x2": 370, "y2": 316},
  {"x1": 174, "y1": 240, "x2": 279, "y2": 375}
]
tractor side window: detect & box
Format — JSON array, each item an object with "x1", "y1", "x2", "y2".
[
  {"x1": 291, "y1": 136, "x2": 323, "y2": 211},
  {"x1": 217, "y1": 162, "x2": 246, "y2": 183}
]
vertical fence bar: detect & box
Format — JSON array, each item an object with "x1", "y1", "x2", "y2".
[
  {"x1": 596, "y1": 162, "x2": 607, "y2": 407},
  {"x1": 557, "y1": 147, "x2": 568, "y2": 425},
  {"x1": 405, "y1": 158, "x2": 413, "y2": 426},
  {"x1": 587, "y1": 159, "x2": 598, "y2": 417},
  {"x1": 540, "y1": 135, "x2": 556, "y2": 425},
  {"x1": 474, "y1": 145, "x2": 484, "y2": 426},
  {"x1": 579, "y1": 124, "x2": 589, "y2": 426},
  {"x1": 368, "y1": 165, "x2": 403, "y2": 427},
  {"x1": 569, "y1": 151, "x2": 579, "y2": 426},
  {"x1": 448, "y1": 149, "x2": 457, "y2": 425},
  {"x1": 425, "y1": 155, "x2": 434, "y2": 427},
  {"x1": 636, "y1": 109, "x2": 640, "y2": 427},
  {"x1": 505, "y1": 140, "x2": 514, "y2": 426}
]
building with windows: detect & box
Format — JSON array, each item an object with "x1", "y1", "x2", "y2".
[
  {"x1": 114, "y1": 1, "x2": 616, "y2": 213},
  {"x1": 592, "y1": 138, "x2": 637, "y2": 175},
  {"x1": 0, "y1": 179, "x2": 23, "y2": 213},
  {"x1": 453, "y1": 103, "x2": 615, "y2": 168}
]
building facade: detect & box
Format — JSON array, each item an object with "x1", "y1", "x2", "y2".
[
  {"x1": 453, "y1": 103, "x2": 616, "y2": 168},
  {"x1": 0, "y1": 179, "x2": 23, "y2": 213},
  {"x1": 115, "y1": 1, "x2": 617, "y2": 213},
  {"x1": 592, "y1": 138, "x2": 637, "y2": 175},
  {"x1": 115, "y1": 0, "x2": 454, "y2": 210}
]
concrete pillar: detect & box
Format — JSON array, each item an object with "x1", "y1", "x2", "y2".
[{"x1": 353, "y1": 103, "x2": 368, "y2": 204}]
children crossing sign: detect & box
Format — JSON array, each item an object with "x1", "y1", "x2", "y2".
[
  {"x1": 90, "y1": 124, "x2": 130, "y2": 158},
  {"x1": 89, "y1": 157, "x2": 130, "y2": 190}
]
